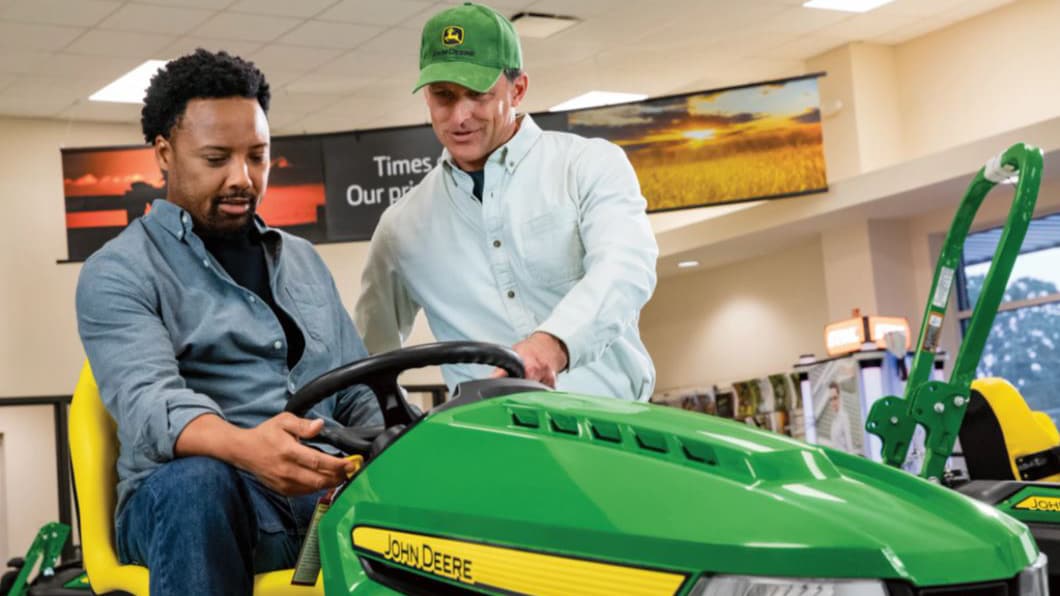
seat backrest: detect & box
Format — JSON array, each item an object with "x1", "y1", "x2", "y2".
[
  {"x1": 69, "y1": 361, "x2": 148, "y2": 593},
  {"x1": 961, "y1": 377, "x2": 1060, "y2": 482}
]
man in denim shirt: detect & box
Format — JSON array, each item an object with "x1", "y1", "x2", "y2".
[
  {"x1": 356, "y1": 3, "x2": 658, "y2": 400},
  {"x1": 75, "y1": 50, "x2": 380, "y2": 595}
]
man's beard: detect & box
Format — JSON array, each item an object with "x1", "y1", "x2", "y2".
[{"x1": 197, "y1": 194, "x2": 258, "y2": 239}]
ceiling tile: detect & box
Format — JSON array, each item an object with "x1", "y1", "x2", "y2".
[
  {"x1": 98, "y1": 3, "x2": 215, "y2": 35},
  {"x1": 362, "y1": 105, "x2": 430, "y2": 130},
  {"x1": 286, "y1": 111, "x2": 365, "y2": 134},
  {"x1": 940, "y1": 0, "x2": 1017, "y2": 25},
  {"x1": 58, "y1": 100, "x2": 144, "y2": 123},
  {"x1": 227, "y1": 0, "x2": 340, "y2": 18},
  {"x1": 319, "y1": 0, "x2": 435, "y2": 26},
  {"x1": 0, "y1": 0, "x2": 121, "y2": 27},
  {"x1": 0, "y1": 89, "x2": 77, "y2": 117},
  {"x1": 398, "y1": 1, "x2": 461, "y2": 33},
  {"x1": 725, "y1": 57, "x2": 808, "y2": 85},
  {"x1": 520, "y1": 38, "x2": 603, "y2": 69},
  {"x1": 284, "y1": 72, "x2": 374, "y2": 94},
  {"x1": 249, "y1": 44, "x2": 344, "y2": 73},
  {"x1": 360, "y1": 26, "x2": 420, "y2": 54},
  {"x1": 264, "y1": 108, "x2": 312, "y2": 130},
  {"x1": 63, "y1": 29, "x2": 176, "y2": 57},
  {"x1": 872, "y1": 13, "x2": 952, "y2": 44},
  {"x1": 525, "y1": 0, "x2": 614, "y2": 17},
  {"x1": 269, "y1": 89, "x2": 345, "y2": 113},
  {"x1": 0, "y1": 21, "x2": 85, "y2": 51},
  {"x1": 824, "y1": 12, "x2": 916, "y2": 41},
  {"x1": 159, "y1": 37, "x2": 263, "y2": 59},
  {"x1": 277, "y1": 20, "x2": 383, "y2": 49},
  {"x1": 193, "y1": 12, "x2": 302, "y2": 42},
  {"x1": 10, "y1": 74, "x2": 113, "y2": 99},
  {"x1": 39, "y1": 53, "x2": 143, "y2": 80},
  {"x1": 0, "y1": 49, "x2": 52, "y2": 74},
  {"x1": 315, "y1": 93, "x2": 392, "y2": 119},
  {"x1": 761, "y1": 6, "x2": 854, "y2": 35},
  {"x1": 874, "y1": 0, "x2": 972, "y2": 18},
  {"x1": 259, "y1": 69, "x2": 306, "y2": 88},
  {"x1": 471, "y1": 0, "x2": 533, "y2": 9},
  {"x1": 133, "y1": 0, "x2": 235, "y2": 8},
  {"x1": 315, "y1": 49, "x2": 416, "y2": 82},
  {"x1": 647, "y1": 2, "x2": 789, "y2": 40},
  {"x1": 763, "y1": 34, "x2": 850, "y2": 60}
]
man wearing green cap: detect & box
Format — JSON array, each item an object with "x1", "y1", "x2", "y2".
[{"x1": 355, "y1": 2, "x2": 659, "y2": 401}]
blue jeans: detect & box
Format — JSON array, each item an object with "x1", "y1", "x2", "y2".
[{"x1": 115, "y1": 456, "x2": 326, "y2": 596}]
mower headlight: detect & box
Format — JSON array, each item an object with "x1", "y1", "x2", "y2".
[
  {"x1": 1019, "y1": 553, "x2": 1048, "y2": 596},
  {"x1": 689, "y1": 575, "x2": 887, "y2": 596}
]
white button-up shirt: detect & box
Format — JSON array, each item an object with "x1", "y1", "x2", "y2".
[{"x1": 355, "y1": 115, "x2": 658, "y2": 400}]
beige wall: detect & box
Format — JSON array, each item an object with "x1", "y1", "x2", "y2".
[
  {"x1": 642, "y1": 238, "x2": 830, "y2": 390},
  {"x1": 896, "y1": 0, "x2": 1060, "y2": 160}
]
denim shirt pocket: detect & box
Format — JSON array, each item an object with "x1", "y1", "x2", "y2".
[
  {"x1": 519, "y1": 213, "x2": 585, "y2": 288},
  {"x1": 285, "y1": 282, "x2": 331, "y2": 342}
]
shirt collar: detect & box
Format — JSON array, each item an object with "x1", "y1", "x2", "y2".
[
  {"x1": 440, "y1": 113, "x2": 542, "y2": 175},
  {"x1": 147, "y1": 198, "x2": 272, "y2": 242}
]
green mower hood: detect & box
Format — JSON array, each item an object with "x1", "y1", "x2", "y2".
[{"x1": 319, "y1": 390, "x2": 1038, "y2": 594}]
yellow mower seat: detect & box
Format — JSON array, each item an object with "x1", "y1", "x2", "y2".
[
  {"x1": 69, "y1": 362, "x2": 323, "y2": 595},
  {"x1": 959, "y1": 377, "x2": 1060, "y2": 482}
]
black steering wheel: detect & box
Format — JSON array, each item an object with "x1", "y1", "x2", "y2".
[{"x1": 285, "y1": 341, "x2": 525, "y2": 454}]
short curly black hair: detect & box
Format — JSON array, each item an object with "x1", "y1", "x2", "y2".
[{"x1": 140, "y1": 49, "x2": 270, "y2": 144}]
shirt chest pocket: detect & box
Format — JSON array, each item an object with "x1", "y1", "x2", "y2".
[
  {"x1": 285, "y1": 282, "x2": 332, "y2": 343},
  {"x1": 518, "y1": 212, "x2": 585, "y2": 288}
]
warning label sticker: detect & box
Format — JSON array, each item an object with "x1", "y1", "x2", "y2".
[
  {"x1": 922, "y1": 312, "x2": 945, "y2": 352},
  {"x1": 932, "y1": 267, "x2": 955, "y2": 308}
]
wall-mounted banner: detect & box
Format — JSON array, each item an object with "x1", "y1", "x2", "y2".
[
  {"x1": 567, "y1": 75, "x2": 827, "y2": 212},
  {"x1": 60, "y1": 74, "x2": 824, "y2": 262},
  {"x1": 61, "y1": 136, "x2": 330, "y2": 262}
]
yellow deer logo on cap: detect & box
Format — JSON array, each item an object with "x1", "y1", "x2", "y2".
[{"x1": 442, "y1": 26, "x2": 464, "y2": 46}]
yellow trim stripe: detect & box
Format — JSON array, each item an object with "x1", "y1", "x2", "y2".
[
  {"x1": 1014, "y1": 495, "x2": 1060, "y2": 512},
  {"x1": 352, "y1": 526, "x2": 686, "y2": 596}
]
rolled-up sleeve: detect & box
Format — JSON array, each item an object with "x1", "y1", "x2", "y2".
[
  {"x1": 76, "y1": 252, "x2": 223, "y2": 463},
  {"x1": 536, "y1": 139, "x2": 659, "y2": 369}
]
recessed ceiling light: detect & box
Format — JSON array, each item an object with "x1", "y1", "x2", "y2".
[
  {"x1": 549, "y1": 91, "x2": 648, "y2": 112},
  {"x1": 678, "y1": 260, "x2": 700, "y2": 269},
  {"x1": 802, "y1": 0, "x2": 894, "y2": 12},
  {"x1": 89, "y1": 59, "x2": 167, "y2": 104},
  {"x1": 510, "y1": 12, "x2": 579, "y2": 39}
]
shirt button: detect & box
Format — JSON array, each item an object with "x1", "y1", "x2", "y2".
[
  {"x1": 181, "y1": 214, "x2": 189, "y2": 224},
  {"x1": 507, "y1": 290, "x2": 515, "y2": 299},
  {"x1": 493, "y1": 240, "x2": 501, "y2": 248},
  {"x1": 288, "y1": 380, "x2": 296, "y2": 392},
  {"x1": 273, "y1": 340, "x2": 283, "y2": 350},
  {"x1": 248, "y1": 295, "x2": 256, "y2": 304},
  {"x1": 202, "y1": 259, "x2": 209, "y2": 268}
]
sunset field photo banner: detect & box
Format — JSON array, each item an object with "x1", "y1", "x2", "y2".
[{"x1": 567, "y1": 73, "x2": 827, "y2": 212}]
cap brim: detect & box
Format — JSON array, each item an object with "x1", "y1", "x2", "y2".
[{"x1": 412, "y1": 61, "x2": 503, "y2": 94}]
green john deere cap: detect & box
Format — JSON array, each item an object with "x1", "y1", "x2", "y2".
[{"x1": 413, "y1": 2, "x2": 522, "y2": 94}]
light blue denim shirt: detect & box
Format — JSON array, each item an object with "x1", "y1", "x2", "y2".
[
  {"x1": 355, "y1": 115, "x2": 658, "y2": 400},
  {"x1": 76, "y1": 199, "x2": 381, "y2": 513}
]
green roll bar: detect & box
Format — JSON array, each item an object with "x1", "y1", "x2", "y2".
[
  {"x1": 5, "y1": 522, "x2": 71, "y2": 596},
  {"x1": 865, "y1": 142, "x2": 1044, "y2": 480}
]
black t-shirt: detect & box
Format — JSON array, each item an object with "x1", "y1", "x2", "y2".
[
  {"x1": 468, "y1": 169, "x2": 484, "y2": 201},
  {"x1": 200, "y1": 227, "x2": 305, "y2": 369}
]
